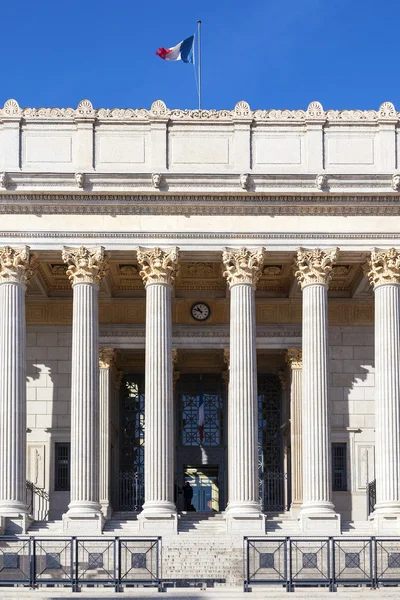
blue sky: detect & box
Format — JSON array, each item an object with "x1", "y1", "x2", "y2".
[{"x1": 2, "y1": 0, "x2": 399, "y2": 111}]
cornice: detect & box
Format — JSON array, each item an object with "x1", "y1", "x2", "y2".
[
  {"x1": 1, "y1": 99, "x2": 398, "y2": 124},
  {"x1": 1, "y1": 194, "x2": 400, "y2": 216}
]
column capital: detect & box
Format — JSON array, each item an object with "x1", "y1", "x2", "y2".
[
  {"x1": 295, "y1": 247, "x2": 339, "y2": 288},
  {"x1": 366, "y1": 248, "x2": 400, "y2": 288},
  {"x1": 99, "y1": 347, "x2": 116, "y2": 369},
  {"x1": 136, "y1": 247, "x2": 179, "y2": 286},
  {"x1": 222, "y1": 247, "x2": 265, "y2": 288},
  {"x1": 62, "y1": 246, "x2": 109, "y2": 286},
  {"x1": 286, "y1": 348, "x2": 302, "y2": 369},
  {"x1": 0, "y1": 246, "x2": 38, "y2": 285}
]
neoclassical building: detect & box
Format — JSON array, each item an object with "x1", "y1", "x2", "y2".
[{"x1": 0, "y1": 97, "x2": 400, "y2": 538}]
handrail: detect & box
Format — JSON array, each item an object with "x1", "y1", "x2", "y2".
[{"x1": 26, "y1": 480, "x2": 50, "y2": 521}]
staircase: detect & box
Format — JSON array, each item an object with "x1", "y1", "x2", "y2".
[
  {"x1": 341, "y1": 520, "x2": 375, "y2": 536},
  {"x1": 28, "y1": 519, "x2": 63, "y2": 536},
  {"x1": 102, "y1": 512, "x2": 139, "y2": 535},
  {"x1": 178, "y1": 512, "x2": 226, "y2": 535},
  {"x1": 265, "y1": 512, "x2": 300, "y2": 535}
]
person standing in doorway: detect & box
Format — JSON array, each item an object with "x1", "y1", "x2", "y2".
[{"x1": 183, "y1": 481, "x2": 193, "y2": 511}]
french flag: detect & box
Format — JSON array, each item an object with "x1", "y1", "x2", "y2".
[{"x1": 156, "y1": 35, "x2": 194, "y2": 63}]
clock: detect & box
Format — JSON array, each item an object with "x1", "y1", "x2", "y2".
[{"x1": 191, "y1": 302, "x2": 210, "y2": 321}]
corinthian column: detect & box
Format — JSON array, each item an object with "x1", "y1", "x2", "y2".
[
  {"x1": 295, "y1": 248, "x2": 341, "y2": 533},
  {"x1": 99, "y1": 347, "x2": 116, "y2": 520},
  {"x1": 223, "y1": 247, "x2": 265, "y2": 532},
  {"x1": 62, "y1": 246, "x2": 108, "y2": 533},
  {"x1": 286, "y1": 348, "x2": 303, "y2": 516},
  {"x1": 367, "y1": 248, "x2": 400, "y2": 531},
  {"x1": 137, "y1": 247, "x2": 179, "y2": 532},
  {"x1": 0, "y1": 247, "x2": 37, "y2": 532}
]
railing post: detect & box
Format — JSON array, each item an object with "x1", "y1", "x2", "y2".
[
  {"x1": 30, "y1": 536, "x2": 35, "y2": 589},
  {"x1": 244, "y1": 536, "x2": 249, "y2": 592},
  {"x1": 287, "y1": 537, "x2": 292, "y2": 592},
  {"x1": 329, "y1": 537, "x2": 335, "y2": 593}
]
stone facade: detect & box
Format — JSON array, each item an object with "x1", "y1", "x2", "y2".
[{"x1": 0, "y1": 98, "x2": 399, "y2": 537}]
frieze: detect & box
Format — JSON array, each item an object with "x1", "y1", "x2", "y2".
[{"x1": 1, "y1": 99, "x2": 398, "y2": 123}]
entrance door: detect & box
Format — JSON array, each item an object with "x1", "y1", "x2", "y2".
[{"x1": 184, "y1": 465, "x2": 219, "y2": 512}]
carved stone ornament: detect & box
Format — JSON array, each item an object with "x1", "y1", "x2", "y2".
[
  {"x1": 240, "y1": 173, "x2": 250, "y2": 190},
  {"x1": 392, "y1": 174, "x2": 400, "y2": 192},
  {"x1": 222, "y1": 247, "x2": 265, "y2": 288},
  {"x1": 99, "y1": 347, "x2": 116, "y2": 369},
  {"x1": 0, "y1": 246, "x2": 38, "y2": 285},
  {"x1": 136, "y1": 247, "x2": 179, "y2": 286},
  {"x1": 315, "y1": 173, "x2": 328, "y2": 191},
  {"x1": 223, "y1": 348, "x2": 230, "y2": 369},
  {"x1": 62, "y1": 246, "x2": 109, "y2": 286},
  {"x1": 0, "y1": 172, "x2": 9, "y2": 189},
  {"x1": 172, "y1": 348, "x2": 179, "y2": 368},
  {"x1": 113, "y1": 370, "x2": 124, "y2": 390},
  {"x1": 294, "y1": 247, "x2": 339, "y2": 288},
  {"x1": 278, "y1": 370, "x2": 287, "y2": 390},
  {"x1": 75, "y1": 172, "x2": 84, "y2": 188},
  {"x1": 234, "y1": 101, "x2": 251, "y2": 118},
  {"x1": 366, "y1": 248, "x2": 400, "y2": 288},
  {"x1": 75, "y1": 99, "x2": 95, "y2": 119},
  {"x1": 151, "y1": 173, "x2": 162, "y2": 189},
  {"x1": 286, "y1": 348, "x2": 302, "y2": 370}
]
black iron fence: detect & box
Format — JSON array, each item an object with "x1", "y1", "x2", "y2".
[
  {"x1": 0, "y1": 536, "x2": 161, "y2": 591},
  {"x1": 244, "y1": 536, "x2": 400, "y2": 592},
  {"x1": 26, "y1": 480, "x2": 49, "y2": 522},
  {"x1": 260, "y1": 472, "x2": 289, "y2": 512},
  {"x1": 118, "y1": 472, "x2": 144, "y2": 511},
  {"x1": 367, "y1": 479, "x2": 376, "y2": 516}
]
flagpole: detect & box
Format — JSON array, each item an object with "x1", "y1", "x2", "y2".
[{"x1": 197, "y1": 20, "x2": 202, "y2": 110}]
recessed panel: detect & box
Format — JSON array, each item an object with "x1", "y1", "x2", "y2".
[{"x1": 254, "y1": 135, "x2": 302, "y2": 165}]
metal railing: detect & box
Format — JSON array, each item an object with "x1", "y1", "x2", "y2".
[
  {"x1": 118, "y1": 472, "x2": 144, "y2": 511},
  {"x1": 244, "y1": 536, "x2": 400, "y2": 592},
  {"x1": 26, "y1": 481, "x2": 49, "y2": 522},
  {"x1": 260, "y1": 472, "x2": 289, "y2": 512},
  {"x1": 367, "y1": 479, "x2": 376, "y2": 516},
  {"x1": 0, "y1": 536, "x2": 161, "y2": 591}
]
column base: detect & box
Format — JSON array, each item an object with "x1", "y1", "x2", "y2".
[
  {"x1": 369, "y1": 505, "x2": 400, "y2": 533},
  {"x1": 290, "y1": 501, "x2": 303, "y2": 518},
  {"x1": 225, "y1": 502, "x2": 266, "y2": 533},
  {"x1": 0, "y1": 502, "x2": 33, "y2": 534},
  {"x1": 299, "y1": 506, "x2": 341, "y2": 534},
  {"x1": 100, "y1": 501, "x2": 113, "y2": 521},
  {"x1": 138, "y1": 503, "x2": 178, "y2": 534},
  {"x1": 63, "y1": 503, "x2": 105, "y2": 534}
]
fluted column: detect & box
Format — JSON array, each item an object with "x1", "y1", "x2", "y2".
[
  {"x1": 295, "y1": 248, "x2": 340, "y2": 533},
  {"x1": 367, "y1": 248, "x2": 400, "y2": 530},
  {"x1": 99, "y1": 347, "x2": 116, "y2": 520},
  {"x1": 0, "y1": 247, "x2": 37, "y2": 527},
  {"x1": 223, "y1": 247, "x2": 265, "y2": 530},
  {"x1": 62, "y1": 246, "x2": 108, "y2": 533},
  {"x1": 137, "y1": 247, "x2": 179, "y2": 529},
  {"x1": 286, "y1": 348, "x2": 303, "y2": 515}
]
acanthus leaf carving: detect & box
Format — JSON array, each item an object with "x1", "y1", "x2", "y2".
[
  {"x1": 294, "y1": 247, "x2": 339, "y2": 288},
  {"x1": 286, "y1": 347, "x2": 302, "y2": 369},
  {"x1": 366, "y1": 248, "x2": 400, "y2": 288},
  {"x1": 99, "y1": 347, "x2": 116, "y2": 369},
  {"x1": 0, "y1": 172, "x2": 9, "y2": 189},
  {"x1": 62, "y1": 246, "x2": 109, "y2": 286},
  {"x1": 136, "y1": 247, "x2": 179, "y2": 286},
  {"x1": 0, "y1": 246, "x2": 38, "y2": 285},
  {"x1": 222, "y1": 246, "x2": 265, "y2": 288}
]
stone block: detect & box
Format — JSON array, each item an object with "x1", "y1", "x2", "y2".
[
  {"x1": 37, "y1": 387, "x2": 54, "y2": 402},
  {"x1": 37, "y1": 332, "x2": 58, "y2": 347},
  {"x1": 342, "y1": 359, "x2": 366, "y2": 373},
  {"x1": 354, "y1": 373, "x2": 374, "y2": 387},
  {"x1": 26, "y1": 332, "x2": 37, "y2": 346},
  {"x1": 353, "y1": 401, "x2": 374, "y2": 415},
  {"x1": 35, "y1": 414, "x2": 53, "y2": 428},
  {"x1": 331, "y1": 414, "x2": 344, "y2": 428},
  {"x1": 332, "y1": 347, "x2": 353, "y2": 360},
  {"x1": 52, "y1": 374, "x2": 71, "y2": 387},
  {"x1": 37, "y1": 361, "x2": 58, "y2": 375},
  {"x1": 330, "y1": 387, "x2": 344, "y2": 401},
  {"x1": 26, "y1": 346, "x2": 47, "y2": 360},
  {"x1": 344, "y1": 414, "x2": 365, "y2": 428},
  {"x1": 345, "y1": 387, "x2": 365, "y2": 400},
  {"x1": 342, "y1": 332, "x2": 365, "y2": 346},
  {"x1": 58, "y1": 332, "x2": 72, "y2": 346},
  {"x1": 332, "y1": 401, "x2": 349, "y2": 415},
  {"x1": 364, "y1": 388, "x2": 375, "y2": 401},
  {"x1": 47, "y1": 346, "x2": 69, "y2": 360},
  {"x1": 26, "y1": 387, "x2": 36, "y2": 401},
  {"x1": 27, "y1": 401, "x2": 47, "y2": 415},
  {"x1": 332, "y1": 373, "x2": 355, "y2": 387},
  {"x1": 365, "y1": 415, "x2": 376, "y2": 428},
  {"x1": 26, "y1": 414, "x2": 36, "y2": 428},
  {"x1": 27, "y1": 373, "x2": 48, "y2": 387},
  {"x1": 329, "y1": 360, "x2": 343, "y2": 373},
  {"x1": 354, "y1": 346, "x2": 374, "y2": 360},
  {"x1": 53, "y1": 402, "x2": 70, "y2": 415},
  {"x1": 58, "y1": 360, "x2": 71, "y2": 373},
  {"x1": 365, "y1": 334, "x2": 374, "y2": 346},
  {"x1": 57, "y1": 388, "x2": 71, "y2": 402},
  {"x1": 56, "y1": 415, "x2": 71, "y2": 428},
  {"x1": 328, "y1": 330, "x2": 342, "y2": 345}
]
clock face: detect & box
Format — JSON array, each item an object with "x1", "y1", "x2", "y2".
[{"x1": 191, "y1": 302, "x2": 210, "y2": 321}]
